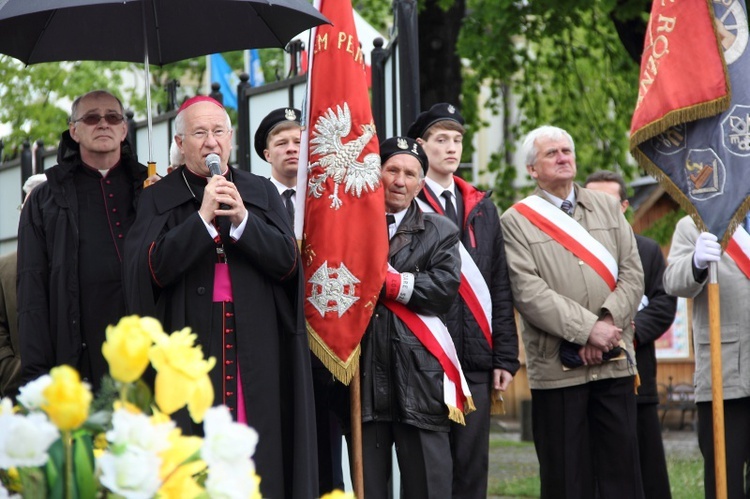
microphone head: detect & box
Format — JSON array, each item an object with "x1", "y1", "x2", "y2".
[{"x1": 205, "y1": 153, "x2": 222, "y2": 176}]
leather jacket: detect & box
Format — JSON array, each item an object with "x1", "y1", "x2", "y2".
[{"x1": 359, "y1": 201, "x2": 461, "y2": 432}]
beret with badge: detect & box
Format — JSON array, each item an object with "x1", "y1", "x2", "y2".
[
  {"x1": 380, "y1": 136, "x2": 429, "y2": 174},
  {"x1": 406, "y1": 102, "x2": 465, "y2": 139},
  {"x1": 254, "y1": 107, "x2": 302, "y2": 161}
]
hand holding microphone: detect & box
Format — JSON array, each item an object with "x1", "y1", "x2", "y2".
[{"x1": 205, "y1": 153, "x2": 230, "y2": 210}]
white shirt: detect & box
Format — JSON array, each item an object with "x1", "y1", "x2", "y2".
[
  {"x1": 542, "y1": 187, "x2": 576, "y2": 211},
  {"x1": 387, "y1": 209, "x2": 408, "y2": 239},
  {"x1": 270, "y1": 176, "x2": 296, "y2": 210},
  {"x1": 425, "y1": 177, "x2": 457, "y2": 211}
]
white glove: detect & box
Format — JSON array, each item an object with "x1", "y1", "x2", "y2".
[{"x1": 693, "y1": 232, "x2": 721, "y2": 269}]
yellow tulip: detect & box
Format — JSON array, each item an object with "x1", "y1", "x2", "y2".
[
  {"x1": 150, "y1": 328, "x2": 216, "y2": 422},
  {"x1": 102, "y1": 316, "x2": 161, "y2": 383},
  {"x1": 41, "y1": 365, "x2": 92, "y2": 431},
  {"x1": 321, "y1": 490, "x2": 356, "y2": 499},
  {"x1": 157, "y1": 469, "x2": 204, "y2": 499},
  {"x1": 159, "y1": 434, "x2": 204, "y2": 479},
  {"x1": 250, "y1": 473, "x2": 262, "y2": 499},
  {"x1": 158, "y1": 431, "x2": 206, "y2": 499}
]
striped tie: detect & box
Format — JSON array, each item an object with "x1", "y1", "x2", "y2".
[{"x1": 560, "y1": 199, "x2": 573, "y2": 215}]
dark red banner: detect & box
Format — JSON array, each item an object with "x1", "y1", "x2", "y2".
[{"x1": 299, "y1": 0, "x2": 388, "y2": 383}]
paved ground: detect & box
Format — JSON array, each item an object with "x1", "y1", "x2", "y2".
[{"x1": 488, "y1": 417, "x2": 701, "y2": 498}]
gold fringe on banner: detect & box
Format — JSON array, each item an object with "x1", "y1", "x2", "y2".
[
  {"x1": 629, "y1": 94, "x2": 730, "y2": 148},
  {"x1": 630, "y1": 0, "x2": 731, "y2": 148},
  {"x1": 307, "y1": 322, "x2": 361, "y2": 385}
]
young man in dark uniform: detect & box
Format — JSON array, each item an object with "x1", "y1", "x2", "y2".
[{"x1": 407, "y1": 103, "x2": 520, "y2": 499}]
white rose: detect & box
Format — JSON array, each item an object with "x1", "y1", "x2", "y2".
[
  {"x1": 98, "y1": 448, "x2": 162, "y2": 499},
  {"x1": 107, "y1": 408, "x2": 174, "y2": 454},
  {"x1": 0, "y1": 398, "x2": 14, "y2": 417},
  {"x1": 0, "y1": 412, "x2": 59, "y2": 468},
  {"x1": 205, "y1": 460, "x2": 258, "y2": 499},
  {"x1": 16, "y1": 375, "x2": 52, "y2": 411},
  {"x1": 201, "y1": 406, "x2": 258, "y2": 467},
  {"x1": 0, "y1": 481, "x2": 21, "y2": 498}
]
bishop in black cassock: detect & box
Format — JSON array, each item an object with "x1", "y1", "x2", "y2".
[{"x1": 123, "y1": 96, "x2": 317, "y2": 498}]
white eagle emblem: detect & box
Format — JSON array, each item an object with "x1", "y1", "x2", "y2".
[{"x1": 308, "y1": 102, "x2": 381, "y2": 209}]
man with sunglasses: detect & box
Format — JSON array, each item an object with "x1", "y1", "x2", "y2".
[{"x1": 17, "y1": 90, "x2": 149, "y2": 394}]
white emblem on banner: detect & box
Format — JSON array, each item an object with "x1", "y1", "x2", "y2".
[
  {"x1": 308, "y1": 261, "x2": 361, "y2": 317},
  {"x1": 308, "y1": 102, "x2": 381, "y2": 209}
]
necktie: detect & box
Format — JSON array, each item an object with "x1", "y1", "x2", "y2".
[
  {"x1": 283, "y1": 189, "x2": 295, "y2": 226},
  {"x1": 560, "y1": 199, "x2": 573, "y2": 215},
  {"x1": 442, "y1": 191, "x2": 459, "y2": 227},
  {"x1": 386, "y1": 214, "x2": 396, "y2": 239}
]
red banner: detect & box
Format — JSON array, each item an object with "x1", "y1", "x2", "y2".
[
  {"x1": 628, "y1": 1, "x2": 750, "y2": 246},
  {"x1": 630, "y1": 0, "x2": 728, "y2": 145},
  {"x1": 298, "y1": 0, "x2": 388, "y2": 383}
]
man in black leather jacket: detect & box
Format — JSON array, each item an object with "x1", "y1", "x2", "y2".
[{"x1": 356, "y1": 136, "x2": 462, "y2": 498}]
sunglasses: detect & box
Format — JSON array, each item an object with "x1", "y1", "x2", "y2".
[{"x1": 74, "y1": 113, "x2": 125, "y2": 126}]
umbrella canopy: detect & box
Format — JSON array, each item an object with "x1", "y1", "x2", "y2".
[
  {"x1": 0, "y1": 0, "x2": 328, "y2": 65},
  {"x1": 0, "y1": 0, "x2": 328, "y2": 166}
]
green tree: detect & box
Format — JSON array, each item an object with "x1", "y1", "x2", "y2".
[
  {"x1": 457, "y1": 0, "x2": 649, "y2": 210},
  {"x1": 0, "y1": 57, "x2": 134, "y2": 155},
  {"x1": 0, "y1": 47, "x2": 286, "y2": 158}
]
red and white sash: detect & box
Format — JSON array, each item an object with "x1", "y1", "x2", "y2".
[
  {"x1": 417, "y1": 198, "x2": 493, "y2": 347},
  {"x1": 382, "y1": 273, "x2": 475, "y2": 424},
  {"x1": 513, "y1": 195, "x2": 619, "y2": 291},
  {"x1": 726, "y1": 225, "x2": 750, "y2": 279}
]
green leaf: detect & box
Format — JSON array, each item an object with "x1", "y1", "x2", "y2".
[
  {"x1": 83, "y1": 409, "x2": 112, "y2": 433},
  {"x1": 73, "y1": 434, "x2": 97, "y2": 499},
  {"x1": 130, "y1": 379, "x2": 154, "y2": 413},
  {"x1": 45, "y1": 438, "x2": 64, "y2": 499},
  {"x1": 18, "y1": 467, "x2": 47, "y2": 498}
]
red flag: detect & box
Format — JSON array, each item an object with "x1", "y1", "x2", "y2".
[
  {"x1": 630, "y1": 1, "x2": 728, "y2": 144},
  {"x1": 629, "y1": 1, "x2": 750, "y2": 245},
  {"x1": 297, "y1": 0, "x2": 388, "y2": 383}
]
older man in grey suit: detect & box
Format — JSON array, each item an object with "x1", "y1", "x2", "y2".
[{"x1": 500, "y1": 125, "x2": 645, "y2": 499}]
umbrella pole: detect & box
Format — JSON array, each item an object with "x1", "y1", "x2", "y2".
[
  {"x1": 349, "y1": 368, "x2": 364, "y2": 498},
  {"x1": 708, "y1": 261, "x2": 727, "y2": 499},
  {"x1": 142, "y1": 7, "x2": 156, "y2": 187}
]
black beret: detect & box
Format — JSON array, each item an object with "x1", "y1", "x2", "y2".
[
  {"x1": 380, "y1": 136, "x2": 429, "y2": 174},
  {"x1": 254, "y1": 107, "x2": 302, "y2": 161},
  {"x1": 406, "y1": 102, "x2": 465, "y2": 139}
]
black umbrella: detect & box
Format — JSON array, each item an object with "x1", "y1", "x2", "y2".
[{"x1": 0, "y1": 0, "x2": 328, "y2": 167}]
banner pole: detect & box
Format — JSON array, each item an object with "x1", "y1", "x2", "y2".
[
  {"x1": 708, "y1": 261, "x2": 727, "y2": 499},
  {"x1": 350, "y1": 368, "x2": 364, "y2": 498}
]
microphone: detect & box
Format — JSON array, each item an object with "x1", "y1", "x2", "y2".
[
  {"x1": 205, "y1": 153, "x2": 222, "y2": 176},
  {"x1": 205, "y1": 154, "x2": 229, "y2": 210}
]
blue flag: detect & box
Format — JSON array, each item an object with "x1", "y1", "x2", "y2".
[
  {"x1": 210, "y1": 53, "x2": 238, "y2": 109},
  {"x1": 248, "y1": 49, "x2": 265, "y2": 87}
]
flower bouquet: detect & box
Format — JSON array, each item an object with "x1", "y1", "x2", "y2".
[{"x1": 0, "y1": 316, "x2": 261, "y2": 499}]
